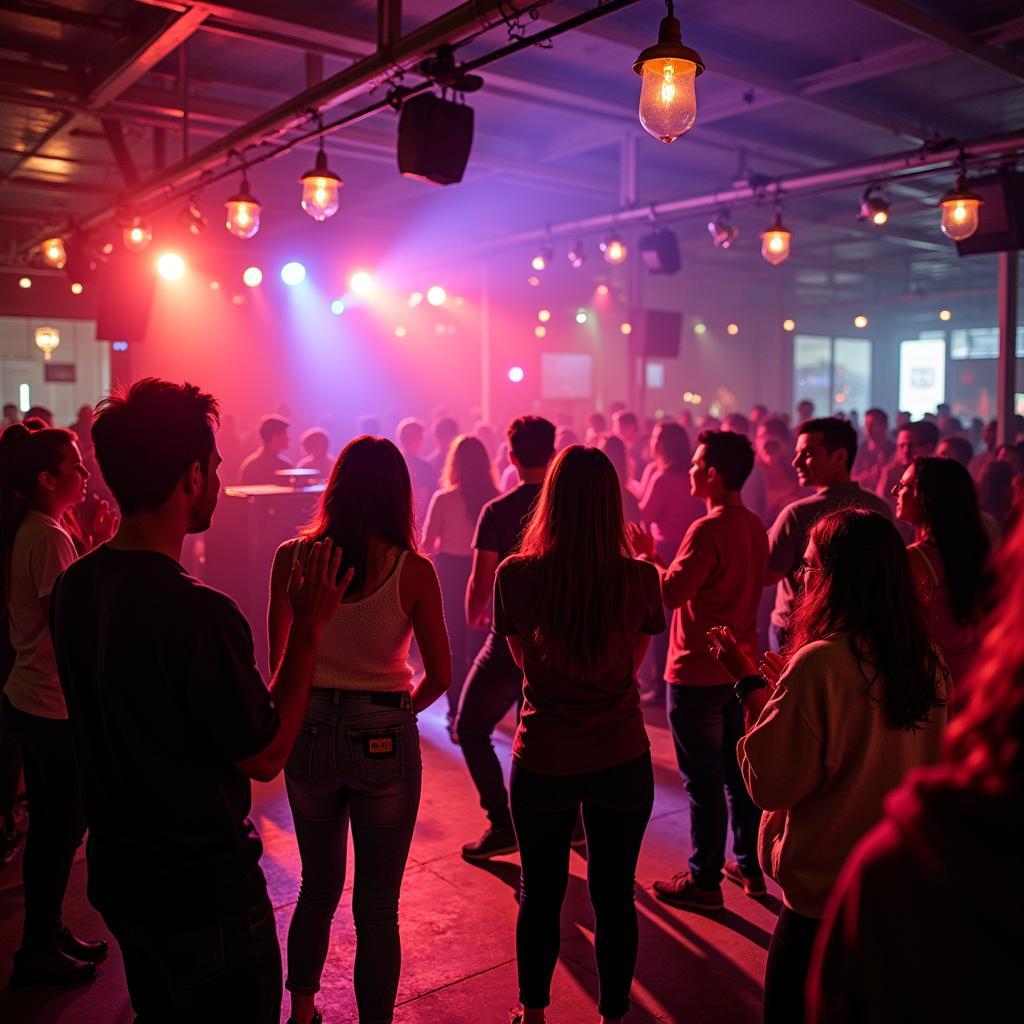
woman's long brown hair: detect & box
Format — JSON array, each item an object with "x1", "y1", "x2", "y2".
[
  {"x1": 514, "y1": 445, "x2": 631, "y2": 676},
  {"x1": 442, "y1": 434, "x2": 498, "y2": 525},
  {"x1": 787, "y1": 507, "x2": 945, "y2": 730}
]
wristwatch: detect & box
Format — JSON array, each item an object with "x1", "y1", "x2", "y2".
[{"x1": 734, "y1": 673, "x2": 767, "y2": 704}]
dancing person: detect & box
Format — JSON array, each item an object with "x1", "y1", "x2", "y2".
[
  {"x1": 893, "y1": 456, "x2": 990, "y2": 686},
  {"x1": 599, "y1": 434, "x2": 641, "y2": 523},
  {"x1": 0, "y1": 424, "x2": 115, "y2": 984},
  {"x1": 766, "y1": 418, "x2": 891, "y2": 653},
  {"x1": 297, "y1": 427, "x2": 334, "y2": 479},
  {"x1": 711, "y1": 508, "x2": 948, "y2": 1024},
  {"x1": 851, "y1": 408, "x2": 895, "y2": 493},
  {"x1": 458, "y1": 416, "x2": 554, "y2": 861},
  {"x1": 629, "y1": 431, "x2": 768, "y2": 909},
  {"x1": 422, "y1": 434, "x2": 497, "y2": 736},
  {"x1": 495, "y1": 446, "x2": 665, "y2": 1024},
  {"x1": 240, "y1": 414, "x2": 293, "y2": 484},
  {"x1": 807, "y1": 513, "x2": 1024, "y2": 1024},
  {"x1": 270, "y1": 436, "x2": 450, "y2": 1024},
  {"x1": 51, "y1": 379, "x2": 348, "y2": 1021}
]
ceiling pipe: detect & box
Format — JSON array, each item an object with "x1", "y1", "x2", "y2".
[{"x1": 457, "y1": 130, "x2": 1024, "y2": 256}]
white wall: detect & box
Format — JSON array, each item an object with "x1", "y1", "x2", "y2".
[{"x1": 0, "y1": 318, "x2": 110, "y2": 425}]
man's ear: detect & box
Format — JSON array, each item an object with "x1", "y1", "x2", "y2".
[{"x1": 182, "y1": 460, "x2": 204, "y2": 496}]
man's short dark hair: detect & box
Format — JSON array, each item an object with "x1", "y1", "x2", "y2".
[
  {"x1": 697, "y1": 429, "x2": 755, "y2": 491},
  {"x1": 799, "y1": 417, "x2": 858, "y2": 471},
  {"x1": 507, "y1": 415, "x2": 555, "y2": 469},
  {"x1": 938, "y1": 435, "x2": 974, "y2": 466},
  {"x1": 92, "y1": 378, "x2": 219, "y2": 516},
  {"x1": 865, "y1": 407, "x2": 888, "y2": 424},
  {"x1": 900, "y1": 419, "x2": 940, "y2": 450},
  {"x1": 613, "y1": 410, "x2": 638, "y2": 432},
  {"x1": 258, "y1": 415, "x2": 289, "y2": 445}
]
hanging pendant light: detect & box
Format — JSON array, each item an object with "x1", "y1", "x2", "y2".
[
  {"x1": 122, "y1": 216, "x2": 152, "y2": 253},
  {"x1": 760, "y1": 211, "x2": 792, "y2": 266},
  {"x1": 299, "y1": 143, "x2": 343, "y2": 222},
  {"x1": 939, "y1": 164, "x2": 982, "y2": 242},
  {"x1": 633, "y1": 0, "x2": 705, "y2": 143},
  {"x1": 34, "y1": 326, "x2": 60, "y2": 362},
  {"x1": 41, "y1": 237, "x2": 67, "y2": 269},
  {"x1": 225, "y1": 172, "x2": 262, "y2": 239}
]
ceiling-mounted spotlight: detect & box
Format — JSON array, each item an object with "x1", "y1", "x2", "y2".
[
  {"x1": 707, "y1": 213, "x2": 739, "y2": 249},
  {"x1": 567, "y1": 240, "x2": 585, "y2": 269},
  {"x1": 939, "y1": 161, "x2": 983, "y2": 242},
  {"x1": 179, "y1": 199, "x2": 208, "y2": 236},
  {"x1": 41, "y1": 237, "x2": 67, "y2": 269},
  {"x1": 600, "y1": 235, "x2": 628, "y2": 265},
  {"x1": 299, "y1": 126, "x2": 343, "y2": 221},
  {"x1": 760, "y1": 210, "x2": 792, "y2": 266},
  {"x1": 531, "y1": 246, "x2": 554, "y2": 272},
  {"x1": 225, "y1": 171, "x2": 262, "y2": 239},
  {"x1": 122, "y1": 215, "x2": 152, "y2": 253},
  {"x1": 633, "y1": 0, "x2": 705, "y2": 143},
  {"x1": 859, "y1": 187, "x2": 890, "y2": 226}
]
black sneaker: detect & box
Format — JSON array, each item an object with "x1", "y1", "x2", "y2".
[
  {"x1": 461, "y1": 826, "x2": 518, "y2": 862},
  {"x1": 11, "y1": 947, "x2": 96, "y2": 987},
  {"x1": 0, "y1": 822, "x2": 25, "y2": 868},
  {"x1": 286, "y1": 1012, "x2": 322, "y2": 1024}
]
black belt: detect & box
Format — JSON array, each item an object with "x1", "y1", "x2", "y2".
[{"x1": 310, "y1": 688, "x2": 407, "y2": 707}]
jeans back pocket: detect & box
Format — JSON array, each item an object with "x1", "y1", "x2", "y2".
[
  {"x1": 347, "y1": 725, "x2": 405, "y2": 789},
  {"x1": 285, "y1": 723, "x2": 318, "y2": 781}
]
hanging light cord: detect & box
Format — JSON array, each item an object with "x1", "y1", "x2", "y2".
[{"x1": 664, "y1": 0, "x2": 675, "y2": 16}]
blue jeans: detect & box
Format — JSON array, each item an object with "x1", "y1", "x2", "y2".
[
  {"x1": 285, "y1": 689, "x2": 421, "y2": 1024},
  {"x1": 666, "y1": 684, "x2": 762, "y2": 889},
  {"x1": 455, "y1": 631, "x2": 524, "y2": 829},
  {"x1": 510, "y1": 753, "x2": 654, "y2": 1020},
  {"x1": 103, "y1": 890, "x2": 281, "y2": 1024},
  {"x1": 769, "y1": 623, "x2": 790, "y2": 655}
]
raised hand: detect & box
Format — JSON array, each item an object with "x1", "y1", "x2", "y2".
[
  {"x1": 287, "y1": 539, "x2": 352, "y2": 637},
  {"x1": 758, "y1": 650, "x2": 787, "y2": 688},
  {"x1": 90, "y1": 499, "x2": 120, "y2": 547},
  {"x1": 707, "y1": 625, "x2": 757, "y2": 681},
  {"x1": 626, "y1": 521, "x2": 655, "y2": 560}
]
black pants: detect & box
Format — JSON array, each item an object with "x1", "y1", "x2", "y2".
[
  {"x1": 0, "y1": 695, "x2": 22, "y2": 820},
  {"x1": 666, "y1": 684, "x2": 762, "y2": 888},
  {"x1": 510, "y1": 753, "x2": 654, "y2": 1020},
  {"x1": 454, "y1": 632, "x2": 524, "y2": 829},
  {"x1": 763, "y1": 906, "x2": 820, "y2": 1024},
  {"x1": 3, "y1": 698, "x2": 85, "y2": 952},
  {"x1": 104, "y1": 890, "x2": 282, "y2": 1024}
]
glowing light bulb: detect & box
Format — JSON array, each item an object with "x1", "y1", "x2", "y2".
[
  {"x1": 225, "y1": 179, "x2": 261, "y2": 239},
  {"x1": 783, "y1": 318, "x2": 796, "y2": 332},
  {"x1": 123, "y1": 219, "x2": 152, "y2": 252},
  {"x1": 596, "y1": 284, "x2": 610, "y2": 297},
  {"x1": 527, "y1": 276, "x2": 540, "y2": 287},
  {"x1": 859, "y1": 190, "x2": 890, "y2": 227},
  {"x1": 576, "y1": 310, "x2": 588, "y2": 324},
  {"x1": 620, "y1": 322, "x2": 633, "y2": 335},
  {"x1": 727, "y1": 322, "x2": 739, "y2": 336},
  {"x1": 70, "y1": 282, "x2": 84, "y2": 295},
  {"x1": 299, "y1": 149, "x2": 342, "y2": 221},
  {"x1": 427, "y1": 285, "x2": 446, "y2": 307},
  {"x1": 601, "y1": 237, "x2": 627, "y2": 265},
  {"x1": 395, "y1": 326, "x2": 407, "y2": 338},
  {"x1": 18, "y1": 277, "x2": 31, "y2": 289},
  {"x1": 41, "y1": 237, "x2": 67, "y2": 269},
  {"x1": 408, "y1": 291, "x2": 424, "y2": 308},
  {"x1": 531, "y1": 247, "x2": 553, "y2": 272},
  {"x1": 156, "y1": 252, "x2": 185, "y2": 281},
  {"x1": 34, "y1": 325, "x2": 60, "y2": 362},
  {"x1": 210, "y1": 280, "x2": 221, "y2": 291},
  {"x1": 281, "y1": 262, "x2": 306, "y2": 286},
  {"x1": 242, "y1": 266, "x2": 263, "y2": 288},
  {"x1": 350, "y1": 271, "x2": 374, "y2": 297},
  {"x1": 760, "y1": 213, "x2": 792, "y2": 266},
  {"x1": 538, "y1": 309, "x2": 551, "y2": 322},
  {"x1": 535, "y1": 326, "x2": 547, "y2": 338},
  {"x1": 854, "y1": 315, "x2": 868, "y2": 329},
  {"x1": 508, "y1": 366, "x2": 525, "y2": 383},
  {"x1": 939, "y1": 309, "x2": 952, "y2": 322},
  {"x1": 633, "y1": 14, "x2": 703, "y2": 143},
  {"x1": 331, "y1": 299, "x2": 345, "y2": 315},
  {"x1": 694, "y1": 321, "x2": 707, "y2": 335},
  {"x1": 939, "y1": 178, "x2": 982, "y2": 242}
]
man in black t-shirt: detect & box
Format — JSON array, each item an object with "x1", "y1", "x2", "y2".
[
  {"x1": 51, "y1": 379, "x2": 346, "y2": 1022},
  {"x1": 457, "y1": 415, "x2": 554, "y2": 861}
]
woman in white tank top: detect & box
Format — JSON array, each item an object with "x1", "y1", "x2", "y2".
[{"x1": 268, "y1": 436, "x2": 450, "y2": 1024}]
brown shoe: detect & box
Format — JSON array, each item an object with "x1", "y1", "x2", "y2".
[
  {"x1": 724, "y1": 859, "x2": 767, "y2": 897},
  {"x1": 653, "y1": 872, "x2": 724, "y2": 910}
]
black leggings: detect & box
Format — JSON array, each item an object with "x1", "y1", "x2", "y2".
[
  {"x1": 763, "y1": 906, "x2": 821, "y2": 1024},
  {"x1": 510, "y1": 753, "x2": 654, "y2": 1020}
]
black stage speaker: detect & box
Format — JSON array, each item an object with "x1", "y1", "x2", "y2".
[
  {"x1": 95, "y1": 252, "x2": 156, "y2": 343},
  {"x1": 639, "y1": 230, "x2": 681, "y2": 274},
  {"x1": 202, "y1": 485, "x2": 323, "y2": 677},
  {"x1": 398, "y1": 94, "x2": 474, "y2": 185},
  {"x1": 956, "y1": 171, "x2": 1024, "y2": 255},
  {"x1": 630, "y1": 309, "x2": 683, "y2": 358}
]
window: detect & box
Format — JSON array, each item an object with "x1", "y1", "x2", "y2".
[
  {"x1": 899, "y1": 339, "x2": 946, "y2": 418},
  {"x1": 794, "y1": 335, "x2": 873, "y2": 416},
  {"x1": 949, "y1": 326, "x2": 1024, "y2": 359},
  {"x1": 645, "y1": 361, "x2": 665, "y2": 389}
]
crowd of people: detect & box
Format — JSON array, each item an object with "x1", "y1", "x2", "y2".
[{"x1": 1, "y1": 384, "x2": 1022, "y2": 1024}]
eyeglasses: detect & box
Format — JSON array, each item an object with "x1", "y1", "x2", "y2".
[
  {"x1": 891, "y1": 480, "x2": 911, "y2": 497},
  {"x1": 796, "y1": 558, "x2": 821, "y2": 576}
]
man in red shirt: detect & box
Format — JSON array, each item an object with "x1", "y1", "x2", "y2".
[{"x1": 631, "y1": 430, "x2": 769, "y2": 910}]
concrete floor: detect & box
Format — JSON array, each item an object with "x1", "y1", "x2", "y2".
[{"x1": 0, "y1": 703, "x2": 779, "y2": 1023}]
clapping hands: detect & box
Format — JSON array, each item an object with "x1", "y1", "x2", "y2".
[{"x1": 708, "y1": 626, "x2": 786, "y2": 689}]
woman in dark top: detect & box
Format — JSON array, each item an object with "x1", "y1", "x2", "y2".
[{"x1": 493, "y1": 445, "x2": 665, "y2": 1024}]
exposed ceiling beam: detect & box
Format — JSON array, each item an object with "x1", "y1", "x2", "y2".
[{"x1": 850, "y1": 0, "x2": 1024, "y2": 82}]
